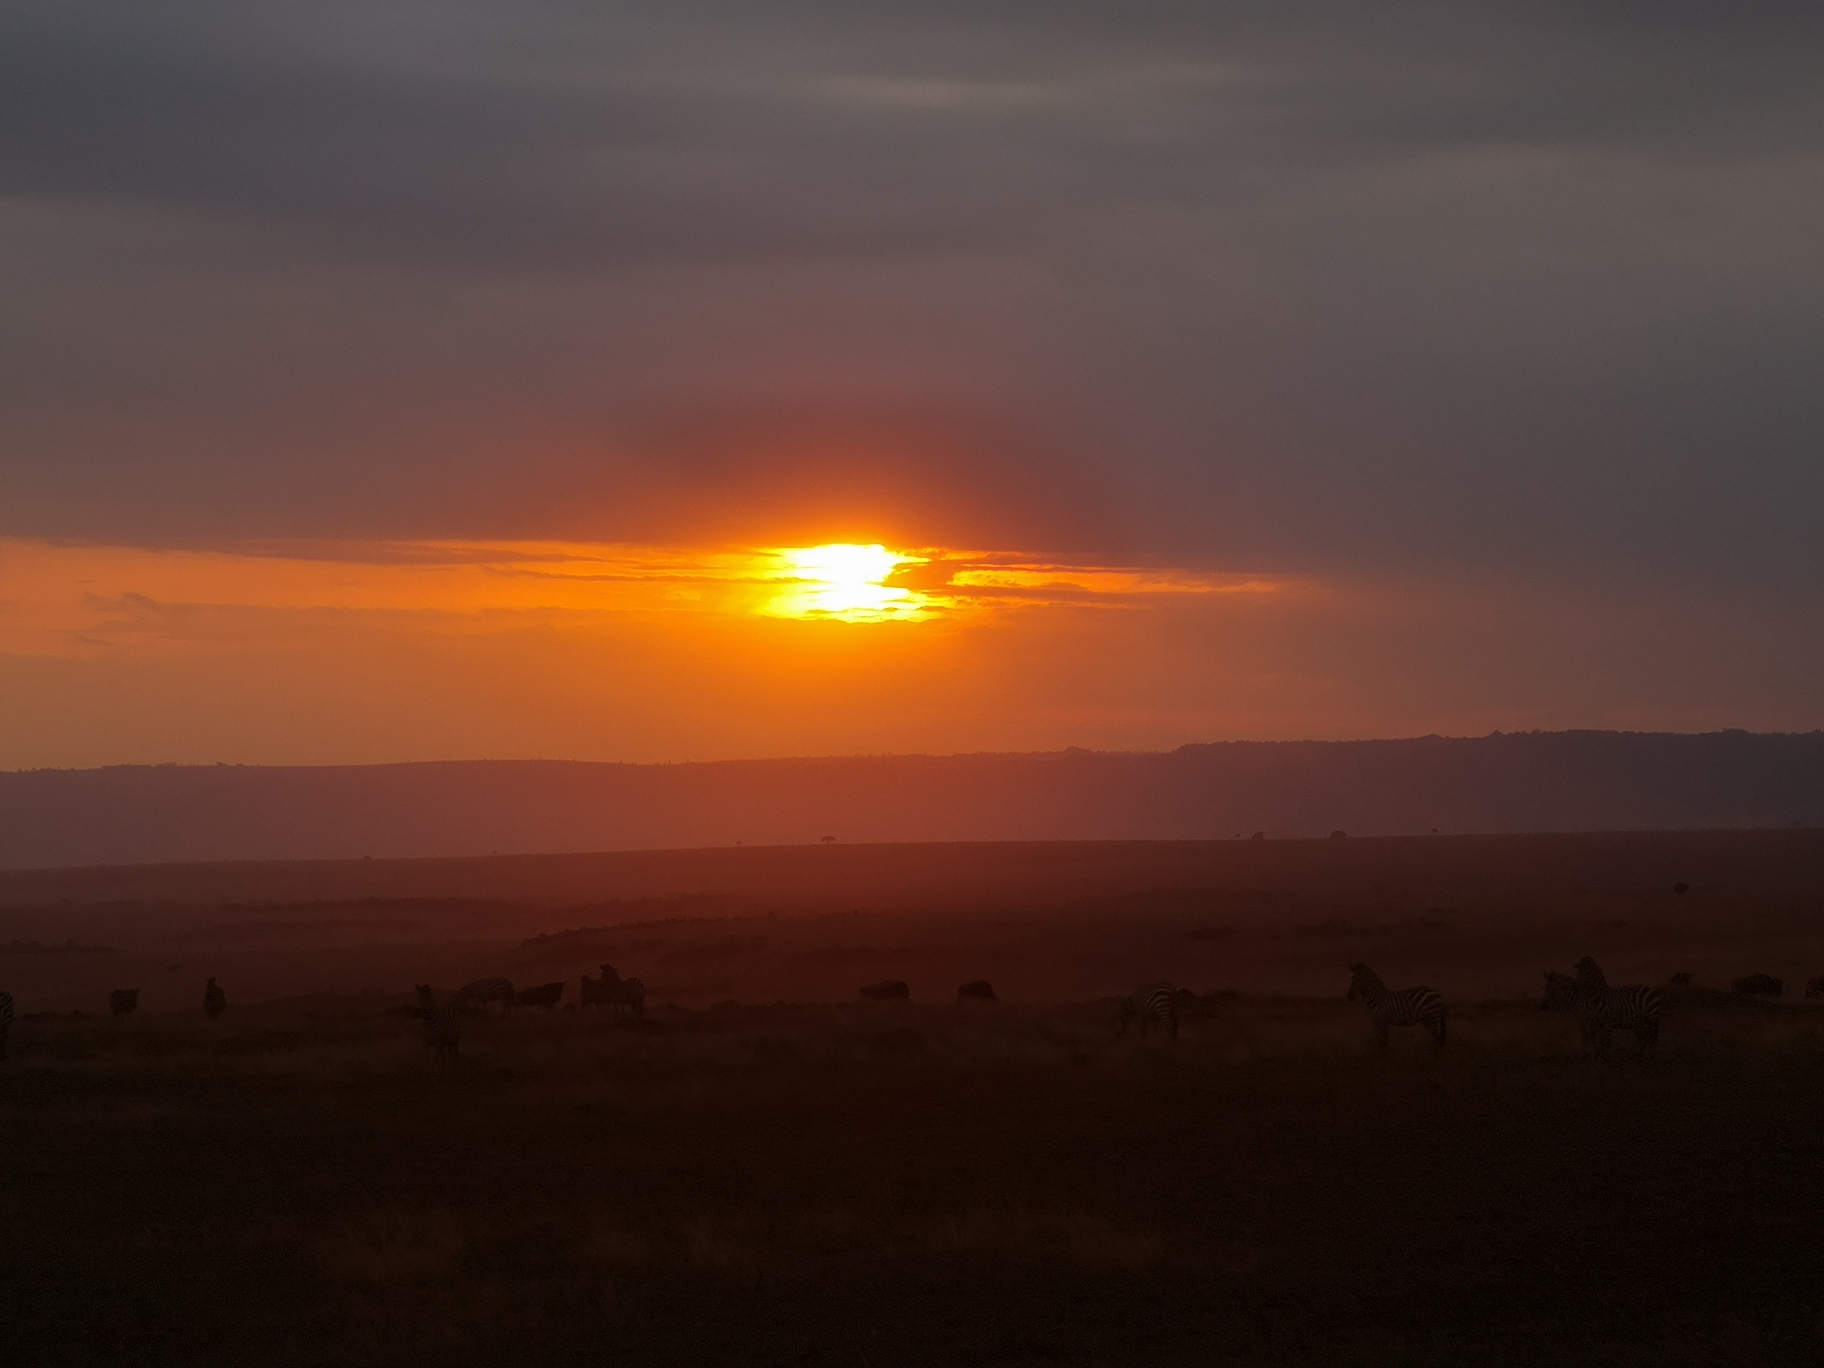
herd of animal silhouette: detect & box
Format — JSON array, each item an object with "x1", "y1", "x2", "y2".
[{"x1": 4, "y1": 958, "x2": 1820, "y2": 1067}]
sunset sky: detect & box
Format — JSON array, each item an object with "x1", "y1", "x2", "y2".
[{"x1": 3, "y1": 2, "x2": 1821, "y2": 767}]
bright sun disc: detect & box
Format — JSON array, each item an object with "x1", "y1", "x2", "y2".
[{"x1": 767, "y1": 543, "x2": 927, "y2": 620}]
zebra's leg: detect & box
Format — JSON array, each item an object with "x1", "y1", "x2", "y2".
[
  {"x1": 1375, "y1": 1021, "x2": 1389, "y2": 1050},
  {"x1": 1168, "y1": 1010, "x2": 1178, "y2": 1040}
]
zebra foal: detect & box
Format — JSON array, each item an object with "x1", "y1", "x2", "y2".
[
  {"x1": 1542, "y1": 968, "x2": 1659, "y2": 1062},
  {"x1": 1112, "y1": 983, "x2": 1181, "y2": 1039},
  {"x1": 1346, "y1": 963, "x2": 1445, "y2": 1049}
]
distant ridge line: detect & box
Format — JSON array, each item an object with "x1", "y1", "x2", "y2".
[{"x1": 1, "y1": 730, "x2": 1820, "y2": 869}]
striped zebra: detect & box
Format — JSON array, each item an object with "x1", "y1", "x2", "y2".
[
  {"x1": 1346, "y1": 963, "x2": 1445, "y2": 1048},
  {"x1": 415, "y1": 984, "x2": 461, "y2": 1068},
  {"x1": 1111, "y1": 983, "x2": 1180, "y2": 1039},
  {"x1": 455, "y1": 978, "x2": 516, "y2": 1015},
  {"x1": 1542, "y1": 970, "x2": 1660, "y2": 1061},
  {"x1": 0, "y1": 990, "x2": 13, "y2": 1062},
  {"x1": 582, "y1": 964, "x2": 646, "y2": 1022}
]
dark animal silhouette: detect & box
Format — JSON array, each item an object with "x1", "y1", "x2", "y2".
[
  {"x1": 1733, "y1": 974, "x2": 1783, "y2": 997},
  {"x1": 203, "y1": 977, "x2": 226, "y2": 1020},
  {"x1": 1330, "y1": 830, "x2": 1347, "y2": 839},
  {"x1": 109, "y1": 989, "x2": 138, "y2": 1019},
  {"x1": 1674, "y1": 882, "x2": 1691, "y2": 895},
  {"x1": 1667, "y1": 973, "x2": 1692, "y2": 990},
  {"x1": 1806, "y1": 977, "x2": 1824, "y2": 999},
  {"x1": 0, "y1": 990, "x2": 12, "y2": 1061},
  {"x1": 1112, "y1": 983, "x2": 1179, "y2": 1039},
  {"x1": 859, "y1": 980, "x2": 910, "y2": 1003},
  {"x1": 1346, "y1": 963, "x2": 1445, "y2": 1048},
  {"x1": 1575, "y1": 956, "x2": 1609, "y2": 989},
  {"x1": 581, "y1": 965, "x2": 646, "y2": 1020},
  {"x1": 1544, "y1": 970, "x2": 1660, "y2": 1062},
  {"x1": 415, "y1": 985, "x2": 461, "y2": 1067},
  {"x1": 515, "y1": 981, "x2": 565, "y2": 1010},
  {"x1": 956, "y1": 980, "x2": 998, "y2": 1005},
  {"x1": 455, "y1": 978, "x2": 516, "y2": 1014}
]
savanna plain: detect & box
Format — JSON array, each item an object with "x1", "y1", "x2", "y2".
[{"x1": 3, "y1": 831, "x2": 1823, "y2": 1366}]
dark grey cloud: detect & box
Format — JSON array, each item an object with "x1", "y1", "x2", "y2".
[{"x1": 1, "y1": 0, "x2": 1820, "y2": 586}]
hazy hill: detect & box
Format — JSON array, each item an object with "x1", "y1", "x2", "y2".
[{"x1": 1, "y1": 730, "x2": 1820, "y2": 869}]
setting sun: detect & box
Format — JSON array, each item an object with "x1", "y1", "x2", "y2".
[{"x1": 767, "y1": 543, "x2": 931, "y2": 621}]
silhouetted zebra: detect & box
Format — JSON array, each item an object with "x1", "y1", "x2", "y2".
[
  {"x1": 1542, "y1": 970, "x2": 1659, "y2": 1061},
  {"x1": 203, "y1": 977, "x2": 227, "y2": 1020},
  {"x1": 594, "y1": 964, "x2": 646, "y2": 1021},
  {"x1": 0, "y1": 990, "x2": 13, "y2": 1061},
  {"x1": 415, "y1": 984, "x2": 461, "y2": 1067},
  {"x1": 1112, "y1": 983, "x2": 1180, "y2": 1039},
  {"x1": 1346, "y1": 963, "x2": 1445, "y2": 1048},
  {"x1": 455, "y1": 978, "x2": 516, "y2": 1014},
  {"x1": 516, "y1": 981, "x2": 565, "y2": 1010}
]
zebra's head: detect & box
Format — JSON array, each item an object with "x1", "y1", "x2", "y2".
[
  {"x1": 1346, "y1": 963, "x2": 1380, "y2": 1001},
  {"x1": 1574, "y1": 957, "x2": 1608, "y2": 988}
]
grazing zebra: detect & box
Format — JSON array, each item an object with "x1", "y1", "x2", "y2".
[
  {"x1": 1732, "y1": 973, "x2": 1783, "y2": 997},
  {"x1": 956, "y1": 980, "x2": 998, "y2": 1005},
  {"x1": 0, "y1": 990, "x2": 13, "y2": 1061},
  {"x1": 1543, "y1": 970, "x2": 1660, "y2": 1061},
  {"x1": 1346, "y1": 963, "x2": 1445, "y2": 1049},
  {"x1": 109, "y1": 989, "x2": 138, "y2": 1019},
  {"x1": 859, "y1": 980, "x2": 910, "y2": 1003},
  {"x1": 415, "y1": 985, "x2": 461, "y2": 1067},
  {"x1": 203, "y1": 977, "x2": 227, "y2": 1020},
  {"x1": 581, "y1": 965, "x2": 646, "y2": 1021},
  {"x1": 515, "y1": 981, "x2": 565, "y2": 1010},
  {"x1": 455, "y1": 978, "x2": 516, "y2": 1014},
  {"x1": 1111, "y1": 983, "x2": 1180, "y2": 1039},
  {"x1": 1806, "y1": 977, "x2": 1824, "y2": 999}
]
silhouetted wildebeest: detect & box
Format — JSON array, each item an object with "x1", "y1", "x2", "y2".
[
  {"x1": 860, "y1": 980, "x2": 910, "y2": 1003},
  {"x1": 581, "y1": 965, "x2": 646, "y2": 1021},
  {"x1": 1674, "y1": 882, "x2": 1691, "y2": 895},
  {"x1": 1733, "y1": 974, "x2": 1783, "y2": 997},
  {"x1": 1805, "y1": 977, "x2": 1824, "y2": 999},
  {"x1": 415, "y1": 985, "x2": 460, "y2": 1067},
  {"x1": 1667, "y1": 972, "x2": 1692, "y2": 990},
  {"x1": 203, "y1": 977, "x2": 226, "y2": 1020},
  {"x1": 956, "y1": 980, "x2": 997, "y2": 1005},
  {"x1": 109, "y1": 989, "x2": 138, "y2": 1019},
  {"x1": 516, "y1": 981, "x2": 565, "y2": 1010},
  {"x1": 455, "y1": 978, "x2": 516, "y2": 1014}
]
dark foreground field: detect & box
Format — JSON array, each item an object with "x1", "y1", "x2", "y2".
[{"x1": 5, "y1": 993, "x2": 1824, "y2": 1367}]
